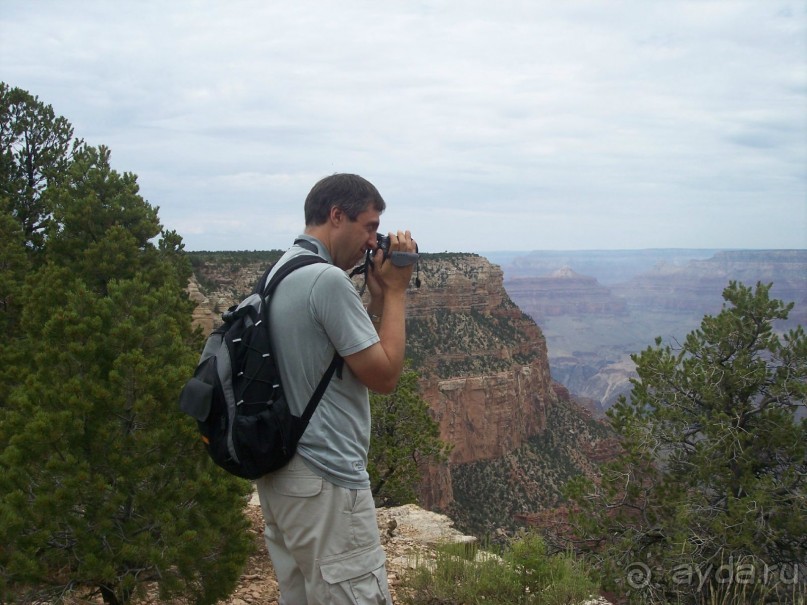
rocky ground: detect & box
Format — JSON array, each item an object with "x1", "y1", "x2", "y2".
[
  {"x1": 64, "y1": 495, "x2": 610, "y2": 604},
  {"x1": 215, "y1": 495, "x2": 611, "y2": 605},
  {"x1": 217, "y1": 495, "x2": 477, "y2": 605},
  {"x1": 218, "y1": 500, "x2": 279, "y2": 604}
]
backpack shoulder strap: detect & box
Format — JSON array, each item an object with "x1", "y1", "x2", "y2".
[
  {"x1": 253, "y1": 237, "x2": 323, "y2": 293},
  {"x1": 257, "y1": 252, "x2": 343, "y2": 425},
  {"x1": 255, "y1": 253, "x2": 327, "y2": 297},
  {"x1": 301, "y1": 353, "x2": 343, "y2": 425}
]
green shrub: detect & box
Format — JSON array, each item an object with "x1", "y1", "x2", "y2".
[{"x1": 401, "y1": 532, "x2": 599, "y2": 605}]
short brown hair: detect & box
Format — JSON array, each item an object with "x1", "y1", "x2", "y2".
[{"x1": 304, "y1": 173, "x2": 386, "y2": 226}]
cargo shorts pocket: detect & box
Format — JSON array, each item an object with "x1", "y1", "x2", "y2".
[
  {"x1": 271, "y1": 475, "x2": 323, "y2": 498},
  {"x1": 319, "y1": 543, "x2": 390, "y2": 605}
]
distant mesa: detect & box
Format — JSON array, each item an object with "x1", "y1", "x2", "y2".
[
  {"x1": 504, "y1": 267, "x2": 627, "y2": 318},
  {"x1": 550, "y1": 266, "x2": 582, "y2": 278}
]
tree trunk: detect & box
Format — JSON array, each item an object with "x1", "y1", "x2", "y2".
[{"x1": 100, "y1": 584, "x2": 120, "y2": 605}]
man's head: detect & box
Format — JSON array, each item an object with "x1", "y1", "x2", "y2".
[
  {"x1": 303, "y1": 173, "x2": 387, "y2": 270},
  {"x1": 304, "y1": 173, "x2": 386, "y2": 226}
]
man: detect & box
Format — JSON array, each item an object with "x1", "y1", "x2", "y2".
[{"x1": 255, "y1": 173, "x2": 416, "y2": 604}]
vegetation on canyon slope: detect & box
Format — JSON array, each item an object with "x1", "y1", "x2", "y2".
[{"x1": 565, "y1": 281, "x2": 806, "y2": 604}]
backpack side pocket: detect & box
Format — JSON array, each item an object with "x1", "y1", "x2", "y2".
[{"x1": 179, "y1": 375, "x2": 213, "y2": 422}]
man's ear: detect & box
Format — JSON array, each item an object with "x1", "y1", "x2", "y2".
[{"x1": 329, "y1": 206, "x2": 344, "y2": 225}]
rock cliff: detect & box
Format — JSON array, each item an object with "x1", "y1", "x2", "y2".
[
  {"x1": 406, "y1": 254, "x2": 552, "y2": 454},
  {"x1": 402, "y1": 254, "x2": 562, "y2": 511},
  {"x1": 186, "y1": 250, "x2": 612, "y2": 533}
]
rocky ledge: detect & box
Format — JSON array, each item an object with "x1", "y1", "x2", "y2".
[{"x1": 213, "y1": 495, "x2": 611, "y2": 605}]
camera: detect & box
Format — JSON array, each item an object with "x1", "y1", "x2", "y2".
[
  {"x1": 376, "y1": 233, "x2": 391, "y2": 256},
  {"x1": 375, "y1": 233, "x2": 419, "y2": 267},
  {"x1": 349, "y1": 232, "x2": 420, "y2": 289}
]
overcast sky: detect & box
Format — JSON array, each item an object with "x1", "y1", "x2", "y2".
[{"x1": 1, "y1": 1, "x2": 805, "y2": 253}]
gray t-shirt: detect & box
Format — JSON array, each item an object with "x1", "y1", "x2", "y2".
[{"x1": 266, "y1": 235, "x2": 379, "y2": 489}]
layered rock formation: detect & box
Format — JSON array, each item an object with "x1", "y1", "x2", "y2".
[
  {"x1": 406, "y1": 254, "x2": 552, "y2": 459},
  {"x1": 613, "y1": 250, "x2": 807, "y2": 325},
  {"x1": 399, "y1": 254, "x2": 563, "y2": 510},
  {"x1": 499, "y1": 249, "x2": 807, "y2": 411},
  {"x1": 504, "y1": 267, "x2": 627, "y2": 320},
  {"x1": 186, "y1": 276, "x2": 218, "y2": 335},
  {"x1": 186, "y1": 251, "x2": 611, "y2": 532}
]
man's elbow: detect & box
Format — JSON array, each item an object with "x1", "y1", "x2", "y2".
[
  {"x1": 369, "y1": 375, "x2": 399, "y2": 395},
  {"x1": 344, "y1": 346, "x2": 403, "y2": 394}
]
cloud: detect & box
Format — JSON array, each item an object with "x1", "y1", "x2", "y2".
[{"x1": 1, "y1": 0, "x2": 805, "y2": 251}]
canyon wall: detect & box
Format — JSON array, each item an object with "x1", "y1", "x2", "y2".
[
  {"x1": 403, "y1": 254, "x2": 559, "y2": 509},
  {"x1": 498, "y1": 249, "x2": 807, "y2": 411},
  {"x1": 405, "y1": 254, "x2": 553, "y2": 460},
  {"x1": 187, "y1": 251, "x2": 601, "y2": 523}
]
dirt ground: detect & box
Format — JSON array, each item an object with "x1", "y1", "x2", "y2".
[
  {"x1": 217, "y1": 500, "x2": 435, "y2": 605},
  {"x1": 216, "y1": 502, "x2": 281, "y2": 604}
]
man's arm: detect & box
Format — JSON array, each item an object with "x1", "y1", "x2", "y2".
[{"x1": 343, "y1": 230, "x2": 415, "y2": 394}]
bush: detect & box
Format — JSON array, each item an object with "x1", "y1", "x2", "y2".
[{"x1": 401, "y1": 531, "x2": 599, "y2": 605}]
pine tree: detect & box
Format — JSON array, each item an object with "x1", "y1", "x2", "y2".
[
  {"x1": 369, "y1": 366, "x2": 451, "y2": 506},
  {"x1": 0, "y1": 82, "x2": 82, "y2": 250},
  {"x1": 566, "y1": 281, "x2": 807, "y2": 604},
  {"x1": 0, "y1": 92, "x2": 252, "y2": 604},
  {"x1": 0, "y1": 207, "x2": 29, "y2": 401}
]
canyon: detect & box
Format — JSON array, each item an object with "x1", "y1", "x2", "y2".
[
  {"x1": 494, "y1": 249, "x2": 807, "y2": 410},
  {"x1": 187, "y1": 250, "x2": 613, "y2": 535},
  {"x1": 186, "y1": 248, "x2": 804, "y2": 535}
]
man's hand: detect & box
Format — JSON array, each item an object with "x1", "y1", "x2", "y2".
[{"x1": 371, "y1": 230, "x2": 416, "y2": 294}]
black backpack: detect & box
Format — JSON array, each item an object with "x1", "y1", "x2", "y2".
[{"x1": 179, "y1": 254, "x2": 342, "y2": 480}]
